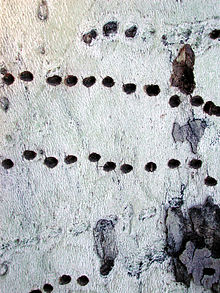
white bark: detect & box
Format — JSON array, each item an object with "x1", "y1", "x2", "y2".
[{"x1": 0, "y1": 0, "x2": 220, "y2": 292}]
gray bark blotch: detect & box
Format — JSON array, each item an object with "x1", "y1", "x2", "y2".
[
  {"x1": 0, "y1": 262, "x2": 8, "y2": 276},
  {"x1": 37, "y1": 0, "x2": 48, "y2": 21},
  {"x1": 172, "y1": 119, "x2": 207, "y2": 153},
  {"x1": 93, "y1": 218, "x2": 118, "y2": 276},
  {"x1": 0, "y1": 97, "x2": 9, "y2": 112}
]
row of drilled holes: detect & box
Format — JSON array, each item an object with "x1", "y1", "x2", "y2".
[
  {"x1": 2, "y1": 72, "x2": 220, "y2": 113},
  {"x1": 30, "y1": 274, "x2": 89, "y2": 293},
  {"x1": 169, "y1": 94, "x2": 220, "y2": 116},
  {"x1": 1, "y1": 72, "x2": 161, "y2": 95},
  {"x1": 82, "y1": 22, "x2": 220, "y2": 44},
  {"x1": 1, "y1": 153, "x2": 218, "y2": 186}
]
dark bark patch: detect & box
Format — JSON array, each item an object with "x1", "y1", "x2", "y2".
[
  {"x1": 93, "y1": 218, "x2": 118, "y2": 276},
  {"x1": 170, "y1": 44, "x2": 195, "y2": 95}
]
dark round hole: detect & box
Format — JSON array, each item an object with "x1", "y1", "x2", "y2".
[
  {"x1": 2, "y1": 73, "x2": 15, "y2": 85},
  {"x1": 190, "y1": 95, "x2": 204, "y2": 106},
  {"x1": 203, "y1": 268, "x2": 215, "y2": 275},
  {"x1": 125, "y1": 25, "x2": 137, "y2": 38},
  {"x1": 120, "y1": 164, "x2": 133, "y2": 174},
  {"x1": 23, "y1": 150, "x2": 37, "y2": 160},
  {"x1": 103, "y1": 161, "x2": 116, "y2": 172},
  {"x1": 169, "y1": 95, "x2": 181, "y2": 108},
  {"x1": 189, "y1": 159, "x2": 202, "y2": 169},
  {"x1": 168, "y1": 159, "x2": 180, "y2": 169},
  {"x1": 76, "y1": 275, "x2": 89, "y2": 286},
  {"x1": 203, "y1": 101, "x2": 215, "y2": 115},
  {"x1": 212, "y1": 105, "x2": 220, "y2": 117},
  {"x1": 100, "y1": 259, "x2": 114, "y2": 276},
  {"x1": 204, "y1": 176, "x2": 217, "y2": 186},
  {"x1": 102, "y1": 76, "x2": 115, "y2": 88},
  {"x1": 2, "y1": 159, "x2": 14, "y2": 169},
  {"x1": 29, "y1": 290, "x2": 42, "y2": 293},
  {"x1": 123, "y1": 83, "x2": 136, "y2": 94},
  {"x1": 64, "y1": 75, "x2": 78, "y2": 87},
  {"x1": 82, "y1": 76, "x2": 96, "y2": 87},
  {"x1": 145, "y1": 162, "x2": 157, "y2": 172},
  {"x1": 82, "y1": 29, "x2": 97, "y2": 44},
  {"x1": 43, "y1": 283, "x2": 53, "y2": 292},
  {"x1": 103, "y1": 21, "x2": 118, "y2": 37},
  {"x1": 64, "y1": 155, "x2": 77, "y2": 164},
  {"x1": 46, "y1": 75, "x2": 62, "y2": 86},
  {"x1": 209, "y1": 29, "x2": 220, "y2": 39},
  {"x1": 144, "y1": 84, "x2": 160, "y2": 96},
  {"x1": 20, "y1": 71, "x2": 33, "y2": 82},
  {"x1": 44, "y1": 157, "x2": 58, "y2": 168},
  {"x1": 88, "y1": 152, "x2": 101, "y2": 162},
  {"x1": 59, "y1": 274, "x2": 71, "y2": 285}
]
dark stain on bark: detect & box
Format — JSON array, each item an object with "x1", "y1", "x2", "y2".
[
  {"x1": 93, "y1": 218, "x2": 118, "y2": 276},
  {"x1": 170, "y1": 44, "x2": 195, "y2": 95}
]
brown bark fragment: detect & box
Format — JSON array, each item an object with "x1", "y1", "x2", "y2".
[{"x1": 170, "y1": 44, "x2": 195, "y2": 95}]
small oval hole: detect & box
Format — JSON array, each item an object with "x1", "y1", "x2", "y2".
[
  {"x1": 169, "y1": 95, "x2": 181, "y2": 108},
  {"x1": 44, "y1": 157, "x2": 58, "y2": 168},
  {"x1": 59, "y1": 274, "x2": 71, "y2": 285},
  {"x1": 145, "y1": 162, "x2": 157, "y2": 172},
  {"x1": 144, "y1": 84, "x2": 160, "y2": 96},
  {"x1": 82, "y1": 76, "x2": 96, "y2": 87},
  {"x1": 120, "y1": 164, "x2": 133, "y2": 173},
  {"x1": 189, "y1": 159, "x2": 202, "y2": 169},
  {"x1": 2, "y1": 159, "x2": 14, "y2": 169},
  {"x1": 88, "y1": 152, "x2": 101, "y2": 162},
  {"x1": 64, "y1": 155, "x2": 77, "y2": 164},
  {"x1": 103, "y1": 161, "x2": 116, "y2": 172},
  {"x1": 20, "y1": 71, "x2": 34, "y2": 82},
  {"x1": 204, "y1": 176, "x2": 217, "y2": 186},
  {"x1": 46, "y1": 75, "x2": 62, "y2": 86},
  {"x1": 190, "y1": 95, "x2": 204, "y2": 106},
  {"x1": 77, "y1": 275, "x2": 89, "y2": 286},
  {"x1": 43, "y1": 283, "x2": 53, "y2": 292},
  {"x1": 123, "y1": 83, "x2": 136, "y2": 94},
  {"x1": 2, "y1": 73, "x2": 15, "y2": 85},
  {"x1": 103, "y1": 21, "x2": 118, "y2": 37},
  {"x1": 64, "y1": 75, "x2": 78, "y2": 87},
  {"x1": 168, "y1": 159, "x2": 180, "y2": 169},
  {"x1": 23, "y1": 150, "x2": 37, "y2": 160},
  {"x1": 102, "y1": 76, "x2": 115, "y2": 88}
]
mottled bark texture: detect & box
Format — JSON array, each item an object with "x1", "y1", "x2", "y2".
[{"x1": 166, "y1": 197, "x2": 220, "y2": 291}]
